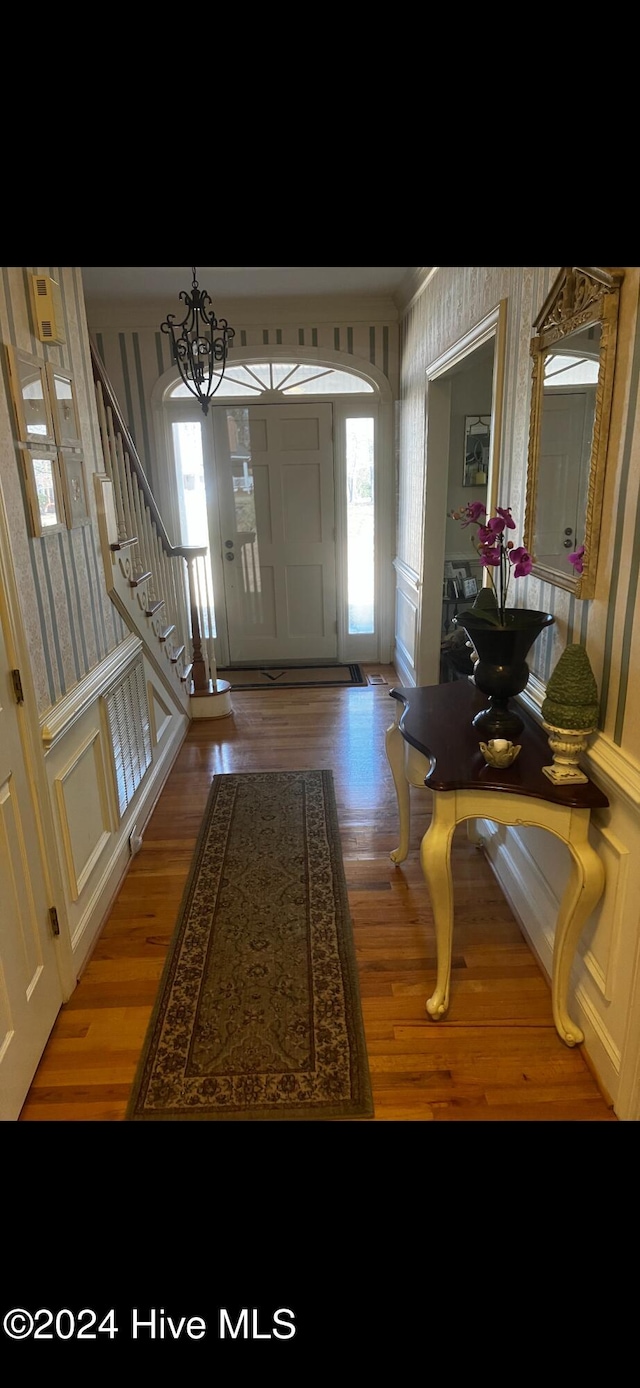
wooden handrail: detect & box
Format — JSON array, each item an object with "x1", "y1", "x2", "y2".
[{"x1": 90, "y1": 339, "x2": 206, "y2": 562}]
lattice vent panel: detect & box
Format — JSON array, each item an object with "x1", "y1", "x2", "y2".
[{"x1": 103, "y1": 658, "x2": 152, "y2": 819}]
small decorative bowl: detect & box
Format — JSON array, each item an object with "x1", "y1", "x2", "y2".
[{"x1": 479, "y1": 739, "x2": 522, "y2": 768}]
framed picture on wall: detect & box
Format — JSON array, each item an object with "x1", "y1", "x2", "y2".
[
  {"x1": 60, "y1": 450, "x2": 90, "y2": 527},
  {"x1": 20, "y1": 446, "x2": 67, "y2": 536},
  {"x1": 463, "y1": 414, "x2": 491, "y2": 487},
  {"x1": 6, "y1": 345, "x2": 56, "y2": 446},
  {"x1": 46, "y1": 362, "x2": 82, "y2": 448}
]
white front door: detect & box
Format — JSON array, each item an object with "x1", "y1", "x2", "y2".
[
  {"x1": 212, "y1": 402, "x2": 338, "y2": 662},
  {"x1": 0, "y1": 612, "x2": 63, "y2": 1120}
]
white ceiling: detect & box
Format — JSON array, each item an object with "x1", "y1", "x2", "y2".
[{"x1": 80, "y1": 266, "x2": 415, "y2": 303}]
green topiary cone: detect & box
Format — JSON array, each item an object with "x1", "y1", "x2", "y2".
[{"x1": 542, "y1": 644, "x2": 599, "y2": 730}]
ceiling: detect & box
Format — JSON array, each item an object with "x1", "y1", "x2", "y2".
[{"x1": 80, "y1": 266, "x2": 416, "y2": 304}]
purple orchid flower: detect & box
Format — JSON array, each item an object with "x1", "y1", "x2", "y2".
[
  {"x1": 455, "y1": 500, "x2": 486, "y2": 528},
  {"x1": 495, "y1": 506, "x2": 516, "y2": 529},
  {"x1": 509, "y1": 545, "x2": 533, "y2": 578},
  {"x1": 480, "y1": 546, "x2": 501, "y2": 567},
  {"x1": 478, "y1": 517, "x2": 508, "y2": 541},
  {"x1": 568, "y1": 545, "x2": 585, "y2": 574}
]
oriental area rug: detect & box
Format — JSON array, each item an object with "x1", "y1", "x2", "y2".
[
  {"x1": 218, "y1": 663, "x2": 366, "y2": 689},
  {"x1": 126, "y1": 770, "x2": 373, "y2": 1121}
]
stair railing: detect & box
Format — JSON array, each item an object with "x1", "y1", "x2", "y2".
[{"x1": 90, "y1": 341, "x2": 217, "y2": 692}]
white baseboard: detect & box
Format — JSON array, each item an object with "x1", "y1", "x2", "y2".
[{"x1": 392, "y1": 644, "x2": 415, "y2": 688}]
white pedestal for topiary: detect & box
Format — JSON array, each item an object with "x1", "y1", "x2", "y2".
[{"x1": 542, "y1": 721, "x2": 596, "y2": 784}]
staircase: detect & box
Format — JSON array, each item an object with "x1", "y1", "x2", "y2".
[{"x1": 90, "y1": 343, "x2": 231, "y2": 719}]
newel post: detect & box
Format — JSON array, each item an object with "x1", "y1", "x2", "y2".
[
  {"x1": 181, "y1": 551, "x2": 232, "y2": 718},
  {"x1": 185, "y1": 552, "x2": 209, "y2": 693}
]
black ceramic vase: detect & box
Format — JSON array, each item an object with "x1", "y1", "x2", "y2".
[{"x1": 459, "y1": 609, "x2": 555, "y2": 739}]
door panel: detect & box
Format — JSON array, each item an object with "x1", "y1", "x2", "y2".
[
  {"x1": 535, "y1": 388, "x2": 595, "y2": 566},
  {"x1": 0, "y1": 615, "x2": 63, "y2": 1120},
  {"x1": 213, "y1": 403, "x2": 337, "y2": 662}
]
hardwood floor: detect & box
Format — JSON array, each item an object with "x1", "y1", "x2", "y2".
[{"x1": 19, "y1": 666, "x2": 617, "y2": 1122}]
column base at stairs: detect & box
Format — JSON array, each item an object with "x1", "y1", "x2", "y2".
[{"x1": 190, "y1": 679, "x2": 233, "y2": 719}]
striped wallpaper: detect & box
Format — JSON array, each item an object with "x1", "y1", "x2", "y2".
[
  {"x1": 89, "y1": 313, "x2": 399, "y2": 500},
  {"x1": 0, "y1": 267, "x2": 127, "y2": 716},
  {"x1": 398, "y1": 266, "x2": 640, "y2": 757}
]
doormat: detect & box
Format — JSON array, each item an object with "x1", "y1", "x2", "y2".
[
  {"x1": 126, "y1": 770, "x2": 373, "y2": 1121},
  {"x1": 218, "y1": 663, "x2": 366, "y2": 689}
]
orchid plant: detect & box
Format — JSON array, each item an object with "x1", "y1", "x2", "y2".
[
  {"x1": 450, "y1": 500, "x2": 585, "y2": 623},
  {"x1": 449, "y1": 501, "x2": 533, "y2": 626}
]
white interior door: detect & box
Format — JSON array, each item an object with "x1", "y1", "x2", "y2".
[
  {"x1": 535, "y1": 388, "x2": 595, "y2": 565},
  {"x1": 0, "y1": 617, "x2": 63, "y2": 1120},
  {"x1": 212, "y1": 402, "x2": 337, "y2": 662}
]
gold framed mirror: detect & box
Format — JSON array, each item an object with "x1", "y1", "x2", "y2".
[{"x1": 523, "y1": 267, "x2": 623, "y2": 599}]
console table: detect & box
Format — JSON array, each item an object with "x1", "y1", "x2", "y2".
[{"x1": 385, "y1": 679, "x2": 609, "y2": 1046}]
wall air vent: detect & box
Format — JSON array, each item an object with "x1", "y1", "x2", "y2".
[
  {"x1": 103, "y1": 657, "x2": 152, "y2": 819},
  {"x1": 30, "y1": 274, "x2": 66, "y2": 345}
]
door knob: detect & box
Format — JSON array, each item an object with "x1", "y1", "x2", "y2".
[
  {"x1": 224, "y1": 540, "x2": 234, "y2": 549},
  {"x1": 226, "y1": 552, "x2": 235, "y2": 561},
  {"x1": 563, "y1": 539, "x2": 572, "y2": 548}
]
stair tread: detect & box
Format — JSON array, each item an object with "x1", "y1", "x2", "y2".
[
  {"x1": 129, "y1": 569, "x2": 152, "y2": 588},
  {"x1": 110, "y1": 536, "x2": 138, "y2": 551}
]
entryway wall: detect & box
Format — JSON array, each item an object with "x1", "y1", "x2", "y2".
[
  {"x1": 85, "y1": 297, "x2": 401, "y2": 669},
  {"x1": 395, "y1": 266, "x2": 640, "y2": 1119}
]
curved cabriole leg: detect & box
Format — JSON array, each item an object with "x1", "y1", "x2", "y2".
[
  {"x1": 552, "y1": 817, "x2": 605, "y2": 1046},
  {"x1": 420, "y1": 794, "x2": 457, "y2": 1021},
  {"x1": 385, "y1": 715, "x2": 411, "y2": 863}
]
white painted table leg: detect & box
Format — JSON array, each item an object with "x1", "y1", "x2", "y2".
[
  {"x1": 420, "y1": 793, "x2": 457, "y2": 1020},
  {"x1": 552, "y1": 813, "x2": 605, "y2": 1046},
  {"x1": 385, "y1": 713, "x2": 411, "y2": 863}
]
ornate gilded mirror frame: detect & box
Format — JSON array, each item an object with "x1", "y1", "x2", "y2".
[{"x1": 523, "y1": 266, "x2": 623, "y2": 599}]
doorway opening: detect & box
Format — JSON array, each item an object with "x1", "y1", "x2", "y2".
[
  {"x1": 154, "y1": 350, "x2": 392, "y2": 669},
  {"x1": 418, "y1": 304, "x2": 508, "y2": 688}
]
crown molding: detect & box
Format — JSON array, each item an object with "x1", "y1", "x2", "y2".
[{"x1": 394, "y1": 267, "x2": 439, "y2": 315}]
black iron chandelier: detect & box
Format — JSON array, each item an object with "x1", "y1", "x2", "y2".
[{"x1": 160, "y1": 267, "x2": 235, "y2": 415}]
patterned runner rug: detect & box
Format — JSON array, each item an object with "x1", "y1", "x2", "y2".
[
  {"x1": 218, "y1": 663, "x2": 366, "y2": 689},
  {"x1": 126, "y1": 770, "x2": 373, "y2": 1121}
]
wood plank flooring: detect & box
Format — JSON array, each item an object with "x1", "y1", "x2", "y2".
[{"x1": 19, "y1": 666, "x2": 617, "y2": 1121}]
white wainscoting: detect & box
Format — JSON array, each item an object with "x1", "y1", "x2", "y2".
[
  {"x1": 393, "y1": 557, "x2": 421, "y2": 686},
  {"x1": 475, "y1": 700, "x2": 640, "y2": 1116},
  {"x1": 42, "y1": 636, "x2": 189, "y2": 986},
  {"x1": 54, "y1": 730, "x2": 112, "y2": 902}
]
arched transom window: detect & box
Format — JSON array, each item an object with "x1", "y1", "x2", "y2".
[{"x1": 168, "y1": 361, "x2": 375, "y2": 400}]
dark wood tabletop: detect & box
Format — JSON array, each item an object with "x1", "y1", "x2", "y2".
[{"x1": 390, "y1": 679, "x2": 609, "y2": 809}]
